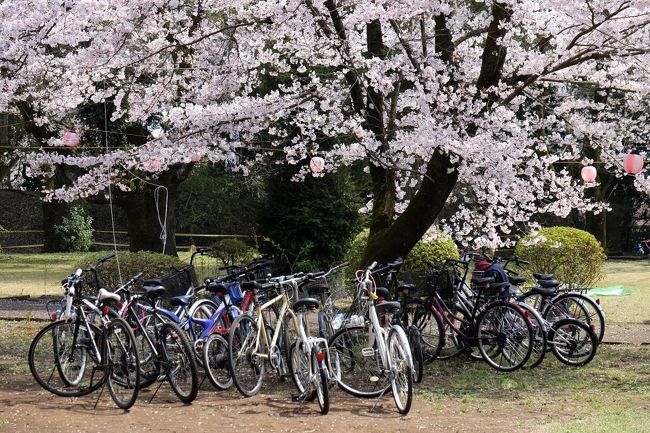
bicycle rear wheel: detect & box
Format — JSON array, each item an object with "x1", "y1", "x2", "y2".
[
  {"x1": 327, "y1": 324, "x2": 390, "y2": 398},
  {"x1": 29, "y1": 320, "x2": 104, "y2": 397},
  {"x1": 407, "y1": 325, "x2": 424, "y2": 383},
  {"x1": 550, "y1": 294, "x2": 605, "y2": 343},
  {"x1": 228, "y1": 314, "x2": 265, "y2": 397},
  {"x1": 312, "y1": 346, "x2": 329, "y2": 415},
  {"x1": 406, "y1": 300, "x2": 443, "y2": 362},
  {"x1": 105, "y1": 318, "x2": 140, "y2": 409},
  {"x1": 477, "y1": 302, "x2": 533, "y2": 372},
  {"x1": 549, "y1": 318, "x2": 598, "y2": 366},
  {"x1": 288, "y1": 341, "x2": 316, "y2": 401},
  {"x1": 160, "y1": 322, "x2": 199, "y2": 403}
]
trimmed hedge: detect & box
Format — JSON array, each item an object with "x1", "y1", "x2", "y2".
[
  {"x1": 346, "y1": 229, "x2": 459, "y2": 273},
  {"x1": 515, "y1": 226, "x2": 606, "y2": 288},
  {"x1": 75, "y1": 251, "x2": 185, "y2": 292}
]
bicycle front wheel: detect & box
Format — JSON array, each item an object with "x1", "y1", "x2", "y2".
[
  {"x1": 160, "y1": 322, "x2": 199, "y2": 403},
  {"x1": 388, "y1": 326, "x2": 413, "y2": 415},
  {"x1": 228, "y1": 314, "x2": 265, "y2": 397},
  {"x1": 203, "y1": 333, "x2": 233, "y2": 390},
  {"x1": 328, "y1": 324, "x2": 390, "y2": 398},
  {"x1": 477, "y1": 302, "x2": 533, "y2": 372},
  {"x1": 105, "y1": 318, "x2": 140, "y2": 409},
  {"x1": 29, "y1": 320, "x2": 104, "y2": 397}
]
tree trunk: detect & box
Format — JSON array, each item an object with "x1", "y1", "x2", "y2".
[
  {"x1": 116, "y1": 164, "x2": 191, "y2": 256},
  {"x1": 41, "y1": 167, "x2": 71, "y2": 252}
]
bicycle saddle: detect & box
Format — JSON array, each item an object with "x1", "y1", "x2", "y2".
[
  {"x1": 397, "y1": 283, "x2": 416, "y2": 293},
  {"x1": 241, "y1": 281, "x2": 263, "y2": 292},
  {"x1": 533, "y1": 273, "x2": 554, "y2": 280},
  {"x1": 509, "y1": 276, "x2": 527, "y2": 285},
  {"x1": 538, "y1": 279, "x2": 560, "y2": 288},
  {"x1": 472, "y1": 276, "x2": 495, "y2": 285},
  {"x1": 305, "y1": 283, "x2": 329, "y2": 294},
  {"x1": 375, "y1": 287, "x2": 391, "y2": 299},
  {"x1": 207, "y1": 282, "x2": 228, "y2": 294},
  {"x1": 375, "y1": 301, "x2": 401, "y2": 315},
  {"x1": 490, "y1": 282, "x2": 510, "y2": 291},
  {"x1": 529, "y1": 286, "x2": 557, "y2": 297},
  {"x1": 143, "y1": 285, "x2": 166, "y2": 299},
  {"x1": 169, "y1": 295, "x2": 194, "y2": 307},
  {"x1": 292, "y1": 298, "x2": 320, "y2": 312}
]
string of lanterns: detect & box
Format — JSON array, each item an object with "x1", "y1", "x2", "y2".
[{"x1": 580, "y1": 152, "x2": 645, "y2": 183}]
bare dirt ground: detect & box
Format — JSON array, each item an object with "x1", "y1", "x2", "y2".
[{"x1": 0, "y1": 373, "x2": 569, "y2": 433}]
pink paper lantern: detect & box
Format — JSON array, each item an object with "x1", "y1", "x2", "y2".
[
  {"x1": 309, "y1": 156, "x2": 325, "y2": 174},
  {"x1": 624, "y1": 153, "x2": 644, "y2": 175},
  {"x1": 63, "y1": 131, "x2": 79, "y2": 148},
  {"x1": 191, "y1": 153, "x2": 201, "y2": 163},
  {"x1": 581, "y1": 166, "x2": 597, "y2": 183}
]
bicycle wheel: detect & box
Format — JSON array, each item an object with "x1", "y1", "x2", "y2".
[
  {"x1": 228, "y1": 314, "x2": 265, "y2": 397},
  {"x1": 105, "y1": 318, "x2": 140, "y2": 409},
  {"x1": 550, "y1": 294, "x2": 605, "y2": 343},
  {"x1": 328, "y1": 324, "x2": 390, "y2": 398},
  {"x1": 29, "y1": 320, "x2": 104, "y2": 397},
  {"x1": 159, "y1": 322, "x2": 199, "y2": 403},
  {"x1": 203, "y1": 333, "x2": 233, "y2": 390},
  {"x1": 406, "y1": 300, "x2": 443, "y2": 362},
  {"x1": 516, "y1": 302, "x2": 547, "y2": 369},
  {"x1": 123, "y1": 306, "x2": 159, "y2": 389},
  {"x1": 188, "y1": 299, "x2": 220, "y2": 367},
  {"x1": 477, "y1": 302, "x2": 533, "y2": 372},
  {"x1": 312, "y1": 346, "x2": 329, "y2": 415},
  {"x1": 388, "y1": 326, "x2": 413, "y2": 415},
  {"x1": 440, "y1": 305, "x2": 472, "y2": 360},
  {"x1": 407, "y1": 326, "x2": 424, "y2": 383},
  {"x1": 549, "y1": 318, "x2": 598, "y2": 366},
  {"x1": 288, "y1": 341, "x2": 316, "y2": 401}
]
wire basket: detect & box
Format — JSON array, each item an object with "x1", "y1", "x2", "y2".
[{"x1": 152, "y1": 265, "x2": 199, "y2": 299}]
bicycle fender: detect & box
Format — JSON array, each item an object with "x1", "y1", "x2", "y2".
[{"x1": 390, "y1": 324, "x2": 414, "y2": 370}]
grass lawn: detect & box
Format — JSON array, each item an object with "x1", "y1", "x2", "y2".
[{"x1": 0, "y1": 252, "x2": 648, "y2": 323}]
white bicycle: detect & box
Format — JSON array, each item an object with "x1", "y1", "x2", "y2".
[{"x1": 328, "y1": 262, "x2": 414, "y2": 414}]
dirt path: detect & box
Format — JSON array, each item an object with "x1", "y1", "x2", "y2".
[{"x1": 0, "y1": 375, "x2": 562, "y2": 433}]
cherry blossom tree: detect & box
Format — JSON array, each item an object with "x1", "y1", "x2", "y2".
[{"x1": 2, "y1": 0, "x2": 650, "y2": 260}]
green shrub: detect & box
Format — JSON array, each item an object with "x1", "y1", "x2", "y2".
[
  {"x1": 75, "y1": 251, "x2": 185, "y2": 291},
  {"x1": 515, "y1": 226, "x2": 606, "y2": 288},
  {"x1": 345, "y1": 229, "x2": 459, "y2": 273},
  {"x1": 210, "y1": 238, "x2": 260, "y2": 266},
  {"x1": 54, "y1": 206, "x2": 93, "y2": 252}
]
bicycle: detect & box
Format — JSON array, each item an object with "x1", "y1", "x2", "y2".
[
  {"x1": 328, "y1": 262, "x2": 414, "y2": 414},
  {"x1": 116, "y1": 281, "x2": 199, "y2": 403},
  {"x1": 409, "y1": 258, "x2": 534, "y2": 372},
  {"x1": 29, "y1": 254, "x2": 141, "y2": 409},
  {"x1": 227, "y1": 272, "x2": 333, "y2": 414}
]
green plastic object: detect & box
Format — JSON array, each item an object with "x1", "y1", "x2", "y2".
[{"x1": 587, "y1": 286, "x2": 632, "y2": 296}]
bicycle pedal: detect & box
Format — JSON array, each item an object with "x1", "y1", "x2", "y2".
[
  {"x1": 369, "y1": 376, "x2": 380, "y2": 383},
  {"x1": 361, "y1": 347, "x2": 375, "y2": 357}
]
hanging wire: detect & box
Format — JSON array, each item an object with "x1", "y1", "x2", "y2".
[{"x1": 104, "y1": 83, "x2": 123, "y2": 284}]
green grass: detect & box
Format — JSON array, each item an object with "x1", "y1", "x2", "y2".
[
  {"x1": 596, "y1": 261, "x2": 650, "y2": 323},
  {"x1": 0, "y1": 320, "x2": 43, "y2": 375},
  {"x1": 543, "y1": 408, "x2": 650, "y2": 433}
]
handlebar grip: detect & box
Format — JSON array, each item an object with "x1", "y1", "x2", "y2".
[
  {"x1": 97, "y1": 253, "x2": 116, "y2": 265},
  {"x1": 132, "y1": 272, "x2": 144, "y2": 280},
  {"x1": 367, "y1": 261, "x2": 378, "y2": 271}
]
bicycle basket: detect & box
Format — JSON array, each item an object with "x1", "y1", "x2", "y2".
[
  {"x1": 228, "y1": 281, "x2": 244, "y2": 304},
  {"x1": 153, "y1": 265, "x2": 199, "y2": 299}
]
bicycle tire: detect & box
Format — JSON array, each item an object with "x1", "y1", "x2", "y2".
[
  {"x1": 407, "y1": 325, "x2": 424, "y2": 383},
  {"x1": 406, "y1": 300, "x2": 444, "y2": 362},
  {"x1": 550, "y1": 294, "x2": 605, "y2": 343},
  {"x1": 288, "y1": 341, "x2": 316, "y2": 401},
  {"x1": 549, "y1": 318, "x2": 598, "y2": 366},
  {"x1": 228, "y1": 314, "x2": 265, "y2": 397},
  {"x1": 159, "y1": 321, "x2": 199, "y2": 403},
  {"x1": 515, "y1": 301, "x2": 547, "y2": 369},
  {"x1": 477, "y1": 302, "x2": 533, "y2": 372},
  {"x1": 29, "y1": 320, "x2": 104, "y2": 397},
  {"x1": 203, "y1": 333, "x2": 233, "y2": 390},
  {"x1": 388, "y1": 326, "x2": 413, "y2": 415},
  {"x1": 327, "y1": 324, "x2": 390, "y2": 398},
  {"x1": 312, "y1": 346, "x2": 329, "y2": 415},
  {"x1": 125, "y1": 308, "x2": 161, "y2": 389},
  {"x1": 105, "y1": 318, "x2": 140, "y2": 409}
]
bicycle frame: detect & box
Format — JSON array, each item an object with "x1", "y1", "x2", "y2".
[{"x1": 253, "y1": 289, "x2": 299, "y2": 362}]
